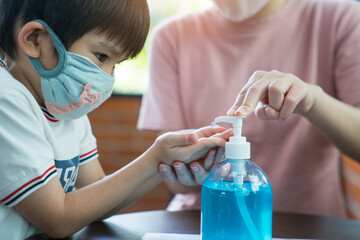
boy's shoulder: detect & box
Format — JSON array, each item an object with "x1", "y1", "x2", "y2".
[
  {"x1": 0, "y1": 67, "x2": 33, "y2": 98},
  {"x1": 0, "y1": 67, "x2": 42, "y2": 118}
]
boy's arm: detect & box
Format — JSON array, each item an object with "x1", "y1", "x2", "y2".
[
  {"x1": 76, "y1": 158, "x2": 163, "y2": 221},
  {"x1": 81, "y1": 127, "x2": 233, "y2": 218},
  {"x1": 96, "y1": 174, "x2": 164, "y2": 221},
  {"x1": 15, "y1": 151, "x2": 159, "y2": 238},
  {"x1": 76, "y1": 159, "x2": 106, "y2": 189},
  {"x1": 14, "y1": 129, "x2": 227, "y2": 238}
]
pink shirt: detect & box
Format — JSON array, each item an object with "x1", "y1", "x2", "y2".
[{"x1": 138, "y1": 0, "x2": 360, "y2": 218}]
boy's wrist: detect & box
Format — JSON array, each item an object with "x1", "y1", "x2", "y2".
[{"x1": 145, "y1": 142, "x2": 168, "y2": 169}]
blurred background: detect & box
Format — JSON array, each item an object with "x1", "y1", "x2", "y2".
[
  {"x1": 113, "y1": 0, "x2": 213, "y2": 95},
  {"x1": 90, "y1": 0, "x2": 360, "y2": 218},
  {"x1": 88, "y1": 0, "x2": 213, "y2": 214}
]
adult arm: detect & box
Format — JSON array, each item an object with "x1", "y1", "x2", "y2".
[{"x1": 228, "y1": 70, "x2": 360, "y2": 161}]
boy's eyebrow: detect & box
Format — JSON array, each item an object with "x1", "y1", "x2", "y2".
[{"x1": 99, "y1": 41, "x2": 122, "y2": 57}]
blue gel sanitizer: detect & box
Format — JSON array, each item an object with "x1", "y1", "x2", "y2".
[{"x1": 201, "y1": 116, "x2": 273, "y2": 240}]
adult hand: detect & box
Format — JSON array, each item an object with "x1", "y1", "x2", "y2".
[
  {"x1": 227, "y1": 70, "x2": 317, "y2": 121},
  {"x1": 158, "y1": 126, "x2": 233, "y2": 186}
]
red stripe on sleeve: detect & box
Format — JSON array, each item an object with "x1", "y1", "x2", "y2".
[
  {"x1": 80, "y1": 148, "x2": 98, "y2": 158},
  {"x1": 1, "y1": 165, "x2": 56, "y2": 203}
]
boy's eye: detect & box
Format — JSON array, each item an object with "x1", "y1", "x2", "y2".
[{"x1": 95, "y1": 53, "x2": 108, "y2": 63}]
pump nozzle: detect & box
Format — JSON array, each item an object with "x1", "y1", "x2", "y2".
[
  {"x1": 214, "y1": 116, "x2": 250, "y2": 160},
  {"x1": 213, "y1": 116, "x2": 261, "y2": 240},
  {"x1": 215, "y1": 116, "x2": 244, "y2": 137}
]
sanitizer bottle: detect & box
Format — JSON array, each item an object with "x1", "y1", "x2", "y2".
[{"x1": 201, "y1": 116, "x2": 273, "y2": 240}]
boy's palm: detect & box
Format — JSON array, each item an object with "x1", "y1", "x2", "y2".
[
  {"x1": 156, "y1": 127, "x2": 233, "y2": 186},
  {"x1": 154, "y1": 127, "x2": 227, "y2": 165}
]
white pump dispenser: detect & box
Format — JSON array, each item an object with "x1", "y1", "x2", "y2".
[
  {"x1": 214, "y1": 116, "x2": 250, "y2": 185},
  {"x1": 214, "y1": 116, "x2": 250, "y2": 160},
  {"x1": 201, "y1": 116, "x2": 273, "y2": 240}
]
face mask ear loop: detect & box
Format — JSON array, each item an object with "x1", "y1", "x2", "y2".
[{"x1": 26, "y1": 19, "x2": 67, "y2": 78}]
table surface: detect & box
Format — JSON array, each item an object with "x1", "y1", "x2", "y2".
[{"x1": 29, "y1": 210, "x2": 360, "y2": 240}]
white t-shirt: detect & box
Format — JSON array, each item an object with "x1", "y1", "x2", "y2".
[{"x1": 0, "y1": 66, "x2": 99, "y2": 239}]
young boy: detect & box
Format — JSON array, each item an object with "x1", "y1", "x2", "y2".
[{"x1": 0, "y1": 1, "x2": 231, "y2": 239}]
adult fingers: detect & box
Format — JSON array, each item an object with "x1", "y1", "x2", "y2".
[
  {"x1": 227, "y1": 70, "x2": 267, "y2": 116},
  {"x1": 234, "y1": 71, "x2": 281, "y2": 116},
  {"x1": 203, "y1": 149, "x2": 216, "y2": 171},
  {"x1": 213, "y1": 147, "x2": 225, "y2": 164},
  {"x1": 255, "y1": 102, "x2": 279, "y2": 120},
  {"x1": 268, "y1": 78, "x2": 292, "y2": 111},
  {"x1": 158, "y1": 163, "x2": 179, "y2": 184},
  {"x1": 278, "y1": 82, "x2": 307, "y2": 121},
  {"x1": 173, "y1": 161, "x2": 197, "y2": 186},
  {"x1": 190, "y1": 162, "x2": 210, "y2": 185}
]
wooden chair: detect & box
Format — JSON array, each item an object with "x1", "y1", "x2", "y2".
[{"x1": 342, "y1": 155, "x2": 360, "y2": 220}]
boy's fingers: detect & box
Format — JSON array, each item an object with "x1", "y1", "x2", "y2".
[
  {"x1": 184, "y1": 138, "x2": 226, "y2": 162},
  {"x1": 210, "y1": 129, "x2": 234, "y2": 141},
  {"x1": 193, "y1": 126, "x2": 215, "y2": 138},
  {"x1": 172, "y1": 139, "x2": 220, "y2": 164},
  {"x1": 194, "y1": 137, "x2": 226, "y2": 152},
  {"x1": 162, "y1": 132, "x2": 198, "y2": 147},
  {"x1": 211, "y1": 126, "x2": 228, "y2": 134},
  {"x1": 193, "y1": 126, "x2": 227, "y2": 138}
]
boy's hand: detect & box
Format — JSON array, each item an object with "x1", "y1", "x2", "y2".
[
  {"x1": 152, "y1": 126, "x2": 232, "y2": 166},
  {"x1": 227, "y1": 70, "x2": 317, "y2": 121},
  {"x1": 157, "y1": 126, "x2": 233, "y2": 186}
]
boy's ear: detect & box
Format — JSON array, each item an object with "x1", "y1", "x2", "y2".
[{"x1": 18, "y1": 21, "x2": 49, "y2": 58}]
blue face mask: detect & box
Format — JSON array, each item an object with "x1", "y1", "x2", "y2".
[{"x1": 27, "y1": 20, "x2": 115, "y2": 120}]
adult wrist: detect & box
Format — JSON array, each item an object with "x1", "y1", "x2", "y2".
[{"x1": 303, "y1": 84, "x2": 324, "y2": 120}]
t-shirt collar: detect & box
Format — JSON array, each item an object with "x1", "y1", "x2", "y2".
[
  {"x1": 41, "y1": 106, "x2": 60, "y2": 123},
  {"x1": 0, "y1": 58, "x2": 9, "y2": 72}
]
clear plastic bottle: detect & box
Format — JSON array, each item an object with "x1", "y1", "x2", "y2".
[{"x1": 201, "y1": 116, "x2": 273, "y2": 240}]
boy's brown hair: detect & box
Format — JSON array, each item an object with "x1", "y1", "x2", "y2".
[{"x1": 0, "y1": 0, "x2": 150, "y2": 60}]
